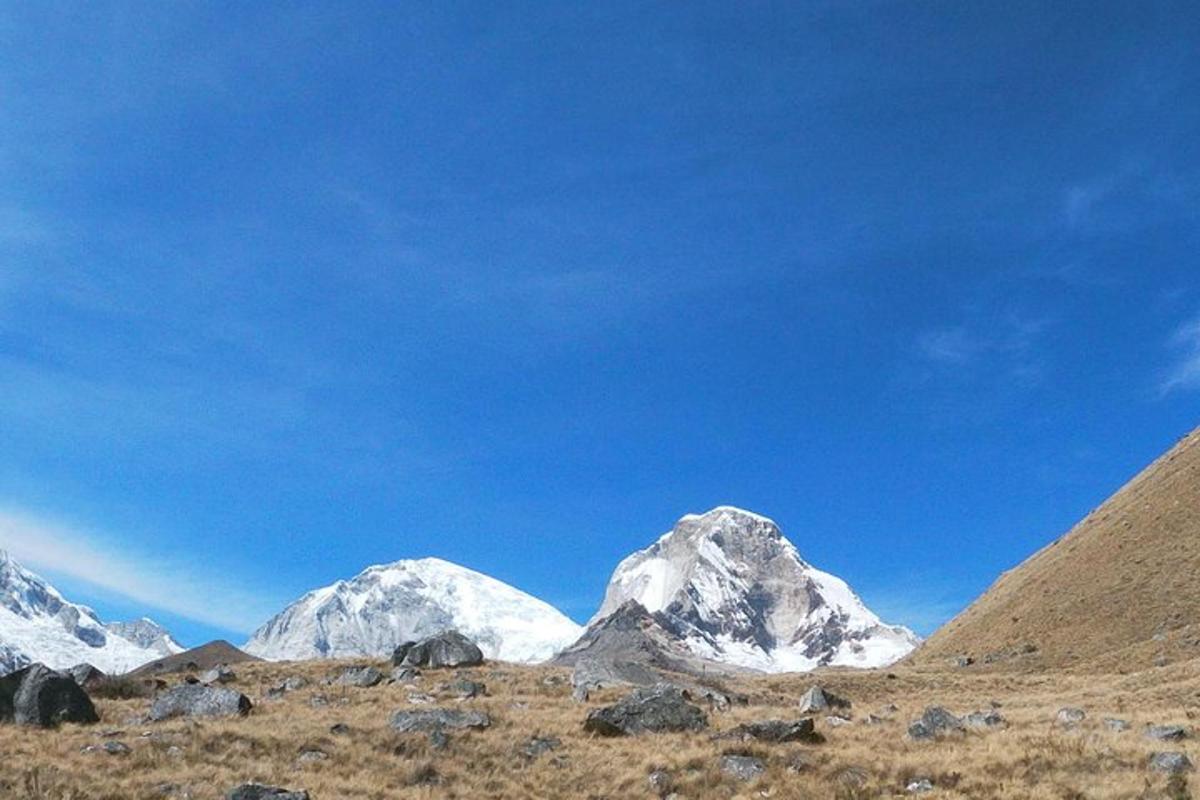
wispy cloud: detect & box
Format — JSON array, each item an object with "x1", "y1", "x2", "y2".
[
  {"x1": 1161, "y1": 314, "x2": 1200, "y2": 395},
  {"x1": 915, "y1": 314, "x2": 1049, "y2": 373},
  {"x1": 916, "y1": 327, "x2": 981, "y2": 365},
  {"x1": 0, "y1": 506, "x2": 278, "y2": 633}
]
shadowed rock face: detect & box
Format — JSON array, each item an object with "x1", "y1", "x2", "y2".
[
  {"x1": 583, "y1": 684, "x2": 709, "y2": 736},
  {"x1": 0, "y1": 663, "x2": 99, "y2": 727},
  {"x1": 226, "y1": 784, "x2": 310, "y2": 800},
  {"x1": 389, "y1": 708, "x2": 491, "y2": 733},
  {"x1": 148, "y1": 685, "x2": 252, "y2": 722},
  {"x1": 393, "y1": 631, "x2": 484, "y2": 669}
]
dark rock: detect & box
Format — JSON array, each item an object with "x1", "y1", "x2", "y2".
[
  {"x1": 583, "y1": 684, "x2": 708, "y2": 736},
  {"x1": 718, "y1": 754, "x2": 765, "y2": 782},
  {"x1": 718, "y1": 718, "x2": 823, "y2": 744},
  {"x1": 398, "y1": 631, "x2": 484, "y2": 669},
  {"x1": 797, "y1": 685, "x2": 850, "y2": 714},
  {"x1": 67, "y1": 664, "x2": 106, "y2": 689},
  {"x1": 389, "y1": 707, "x2": 491, "y2": 733},
  {"x1": 391, "y1": 667, "x2": 420, "y2": 684},
  {"x1": 428, "y1": 730, "x2": 450, "y2": 750},
  {"x1": 0, "y1": 663, "x2": 99, "y2": 727},
  {"x1": 225, "y1": 784, "x2": 309, "y2": 800},
  {"x1": 329, "y1": 666, "x2": 384, "y2": 688},
  {"x1": 1145, "y1": 725, "x2": 1189, "y2": 742},
  {"x1": 149, "y1": 685, "x2": 251, "y2": 721},
  {"x1": 330, "y1": 723, "x2": 351, "y2": 735},
  {"x1": 907, "y1": 706, "x2": 964, "y2": 741},
  {"x1": 1149, "y1": 752, "x2": 1194, "y2": 774}
]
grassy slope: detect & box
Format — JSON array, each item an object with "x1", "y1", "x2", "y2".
[
  {"x1": 913, "y1": 426, "x2": 1200, "y2": 672},
  {"x1": 3, "y1": 656, "x2": 1199, "y2": 799}
]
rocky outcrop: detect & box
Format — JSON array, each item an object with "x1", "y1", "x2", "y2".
[
  {"x1": 797, "y1": 685, "x2": 850, "y2": 714},
  {"x1": 907, "y1": 707, "x2": 964, "y2": 741},
  {"x1": 67, "y1": 663, "x2": 106, "y2": 689},
  {"x1": 329, "y1": 666, "x2": 384, "y2": 687},
  {"x1": 582, "y1": 684, "x2": 709, "y2": 736},
  {"x1": 389, "y1": 708, "x2": 491, "y2": 733},
  {"x1": 149, "y1": 685, "x2": 252, "y2": 721},
  {"x1": 1149, "y1": 752, "x2": 1194, "y2": 774},
  {"x1": 0, "y1": 663, "x2": 99, "y2": 727},
  {"x1": 394, "y1": 631, "x2": 484, "y2": 669},
  {"x1": 717, "y1": 718, "x2": 823, "y2": 744},
  {"x1": 718, "y1": 754, "x2": 765, "y2": 781}
]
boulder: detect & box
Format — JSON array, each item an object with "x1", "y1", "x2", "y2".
[
  {"x1": 81, "y1": 741, "x2": 131, "y2": 756},
  {"x1": 718, "y1": 718, "x2": 823, "y2": 744},
  {"x1": 1149, "y1": 752, "x2": 1194, "y2": 774},
  {"x1": 149, "y1": 685, "x2": 251, "y2": 721},
  {"x1": 0, "y1": 663, "x2": 99, "y2": 727},
  {"x1": 583, "y1": 684, "x2": 708, "y2": 736},
  {"x1": 648, "y1": 769, "x2": 674, "y2": 797},
  {"x1": 718, "y1": 754, "x2": 765, "y2": 782},
  {"x1": 397, "y1": 631, "x2": 484, "y2": 669},
  {"x1": 907, "y1": 706, "x2": 964, "y2": 741},
  {"x1": 330, "y1": 666, "x2": 384, "y2": 688},
  {"x1": 1056, "y1": 707, "x2": 1086, "y2": 728},
  {"x1": 907, "y1": 778, "x2": 934, "y2": 793},
  {"x1": 391, "y1": 642, "x2": 416, "y2": 666},
  {"x1": 389, "y1": 708, "x2": 491, "y2": 733},
  {"x1": 1104, "y1": 718, "x2": 1132, "y2": 733},
  {"x1": 200, "y1": 664, "x2": 236, "y2": 685},
  {"x1": 1145, "y1": 725, "x2": 1188, "y2": 741},
  {"x1": 448, "y1": 679, "x2": 486, "y2": 699},
  {"x1": 964, "y1": 710, "x2": 1006, "y2": 729},
  {"x1": 391, "y1": 667, "x2": 420, "y2": 684},
  {"x1": 797, "y1": 685, "x2": 850, "y2": 714},
  {"x1": 67, "y1": 664, "x2": 106, "y2": 689},
  {"x1": 226, "y1": 785, "x2": 309, "y2": 800}
]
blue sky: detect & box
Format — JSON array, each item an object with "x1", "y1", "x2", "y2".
[{"x1": 0, "y1": 2, "x2": 1197, "y2": 646}]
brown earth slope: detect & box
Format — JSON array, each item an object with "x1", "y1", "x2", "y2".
[
  {"x1": 913, "y1": 425, "x2": 1200, "y2": 672},
  {"x1": 126, "y1": 640, "x2": 260, "y2": 677}
]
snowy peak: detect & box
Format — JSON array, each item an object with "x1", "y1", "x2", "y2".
[
  {"x1": 245, "y1": 557, "x2": 582, "y2": 664},
  {"x1": 0, "y1": 551, "x2": 183, "y2": 674},
  {"x1": 106, "y1": 618, "x2": 185, "y2": 657},
  {"x1": 591, "y1": 507, "x2": 919, "y2": 672}
]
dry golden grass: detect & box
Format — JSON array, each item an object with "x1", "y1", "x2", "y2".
[{"x1": 3, "y1": 656, "x2": 1199, "y2": 799}]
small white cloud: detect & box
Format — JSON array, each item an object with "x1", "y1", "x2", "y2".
[
  {"x1": 916, "y1": 327, "x2": 980, "y2": 364},
  {"x1": 0, "y1": 506, "x2": 278, "y2": 633},
  {"x1": 1162, "y1": 315, "x2": 1200, "y2": 394}
]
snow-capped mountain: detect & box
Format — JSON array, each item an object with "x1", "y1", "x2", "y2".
[
  {"x1": 105, "y1": 618, "x2": 185, "y2": 658},
  {"x1": 0, "y1": 551, "x2": 183, "y2": 675},
  {"x1": 244, "y1": 557, "x2": 583, "y2": 664},
  {"x1": 590, "y1": 506, "x2": 919, "y2": 671}
]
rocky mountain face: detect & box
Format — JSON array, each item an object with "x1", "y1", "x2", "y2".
[
  {"x1": 588, "y1": 507, "x2": 918, "y2": 672},
  {"x1": 105, "y1": 618, "x2": 185, "y2": 658},
  {"x1": 244, "y1": 557, "x2": 582, "y2": 664},
  {"x1": 0, "y1": 551, "x2": 182, "y2": 675}
]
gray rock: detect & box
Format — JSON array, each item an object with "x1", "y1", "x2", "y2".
[
  {"x1": 200, "y1": 664, "x2": 236, "y2": 685},
  {"x1": 1145, "y1": 725, "x2": 1189, "y2": 742},
  {"x1": 1104, "y1": 717, "x2": 1131, "y2": 732},
  {"x1": 954, "y1": 655, "x2": 974, "y2": 668},
  {"x1": 964, "y1": 710, "x2": 1005, "y2": 729},
  {"x1": 907, "y1": 706, "x2": 964, "y2": 741},
  {"x1": 407, "y1": 691, "x2": 435, "y2": 704},
  {"x1": 149, "y1": 685, "x2": 251, "y2": 722},
  {"x1": 81, "y1": 740, "x2": 131, "y2": 756},
  {"x1": 907, "y1": 778, "x2": 934, "y2": 793},
  {"x1": 648, "y1": 769, "x2": 673, "y2": 797},
  {"x1": 826, "y1": 714, "x2": 852, "y2": 727},
  {"x1": 397, "y1": 631, "x2": 484, "y2": 669},
  {"x1": 1056, "y1": 707, "x2": 1086, "y2": 727},
  {"x1": 571, "y1": 684, "x2": 589, "y2": 703},
  {"x1": 0, "y1": 663, "x2": 99, "y2": 727},
  {"x1": 583, "y1": 684, "x2": 708, "y2": 736},
  {"x1": 330, "y1": 666, "x2": 384, "y2": 688},
  {"x1": 297, "y1": 748, "x2": 328, "y2": 763},
  {"x1": 448, "y1": 679, "x2": 486, "y2": 699},
  {"x1": 389, "y1": 707, "x2": 491, "y2": 733},
  {"x1": 1149, "y1": 752, "x2": 1194, "y2": 774},
  {"x1": 719, "y1": 718, "x2": 822, "y2": 744},
  {"x1": 428, "y1": 729, "x2": 450, "y2": 750},
  {"x1": 798, "y1": 685, "x2": 851, "y2": 714},
  {"x1": 521, "y1": 736, "x2": 561, "y2": 759},
  {"x1": 330, "y1": 723, "x2": 351, "y2": 735},
  {"x1": 718, "y1": 754, "x2": 765, "y2": 782},
  {"x1": 67, "y1": 664, "x2": 106, "y2": 689},
  {"x1": 225, "y1": 785, "x2": 309, "y2": 800},
  {"x1": 391, "y1": 667, "x2": 420, "y2": 684}
]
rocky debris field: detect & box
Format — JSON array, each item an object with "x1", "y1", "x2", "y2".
[{"x1": 2, "y1": 643, "x2": 1199, "y2": 799}]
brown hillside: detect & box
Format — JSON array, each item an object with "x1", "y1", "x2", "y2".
[
  {"x1": 126, "y1": 640, "x2": 260, "y2": 677},
  {"x1": 913, "y1": 425, "x2": 1200, "y2": 672}
]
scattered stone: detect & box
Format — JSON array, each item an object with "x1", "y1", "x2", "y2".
[
  {"x1": 81, "y1": 740, "x2": 131, "y2": 756},
  {"x1": 166, "y1": 746, "x2": 184, "y2": 758},
  {"x1": 907, "y1": 778, "x2": 934, "y2": 793},
  {"x1": 428, "y1": 730, "x2": 450, "y2": 750},
  {"x1": 542, "y1": 674, "x2": 566, "y2": 687},
  {"x1": 1149, "y1": 752, "x2": 1194, "y2": 774},
  {"x1": 330, "y1": 723, "x2": 351, "y2": 736},
  {"x1": 407, "y1": 691, "x2": 435, "y2": 705},
  {"x1": 200, "y1": 664, "x2": 236, "y2": 685},
  {"x1": 308, "y1": 694, "x2": 328, "y2": 708},
  {"x1": 798, "y1": 685, "x2": 851, "y2": 714},
  {"x1": 965, "y1": 710, "x2": 1006, "y2": 729},
  {"x1": 1104, "y1": 718, "x2": 1132, "y2": 732},
  {"x1": 1146, "y1": 725, "x2": 1189, "y2": 742},
  {"x1": 836, "y1": 766, "x2": 870, "y2": 788},
  {"x1": 718, "y1": 718, "x2": 823, "y2": 744},
  {"x1": 149, "y1": 685, "x2": 252, "y2": 722},
  {"x1": 297, "y1": 748, "x2": 329, "y2": 763},
  {"x1": 954, "y1": 655, "x2": 974, "y2": 668},
  {"x1": 826, "y1": 714, "x2": 852, "y2": 727},
  {"x1": 391, "y1": 667, "x2": 420, "y2": 684},
  {"x1": 1056, "y1": 707, "x2": 1086, "y2": 728},
  {"x1": 395, "y1": 631, "x2": 484, "y2": 669},
  {"x1": 0, "y1": 663, "x2": 99, "y2": 727},
  {"x1": 571, "y1": 685, "x2": 590, "y2": 703},
  {"x1": 226, "y1": 784, "x2": 310, "y2": 800},
  {"x1": 266, "y1": 676, "x2": 308, "y2": 699},
  {"x1": 448, "y1": 679, "x2": 486, "y2": 699},
  {"x1": 907, "y1": 706, "x2": 965, "y2": 741},
  {"x1": 329, "y1": 666, "x2": 384, "y2": 688},
  {"x1": 521, "y1": 735, "x2": 561, "y2": 759},
  {"x1": 389, "y1": 708, "x2": 492, "y2": 733},
  {"x1": 785, "y1": 754, "x2": 811, "y2": 774},
  {"x1": 865, "y1": 713, "x2": 889, "y2": 725},
  {"x1": 718, "y1": 754, "x2": 765, "y2": 782},
  {"x1": 583, "y1": 684, "x2": 708, "y2": 736},
  {"x1": 648, "y1": 769, "x2": 674, "y2": 797}
]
